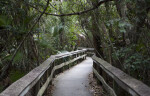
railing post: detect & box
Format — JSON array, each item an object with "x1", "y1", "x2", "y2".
[
  {"x1": 67, "y1": 56, "x2": 70, "y2": 69},
  {"x1": 63, "y1": 57, "x2": 66, "y2": 71},
  {"x1": 49, "y1": 66, "x2": 52, "y2": 85},
  {"x1": 76, "y1": 54, "x2": 78, "y2": 64},
  {"x1": 83, "y1": 52, "x2": 85, "y2": 60},
  {"x1": 44, "y1": 70, "x2": 49, "y2": 95},
  {"x1": 85, "y1": 51, "x2": 87, "y2": 59},
  {"x1": 32, "y1": 81, "x2": 40, "y2": 96},
  {"x1": 53, "y1": 61, "x2": 56, "y2": 78},
  {"x1": 93, "y1": 61, "x2": 96, "y2": 78},
  {"x1": 93, "y1": 61, "x2": 102, "y2": 85},
  {"x1": 59, "y1": 58, "x2": 63, "y2": 72}
]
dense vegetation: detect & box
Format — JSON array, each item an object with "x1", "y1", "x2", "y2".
[{"x1": 0, "y1": 0, "x2": 150, "y2": 92}]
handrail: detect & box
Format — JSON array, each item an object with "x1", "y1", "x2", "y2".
[
  {"x1": 92, "y1": 55, "x2": 150, "y2": 96},
  {"x1": 77, "y1": 47, "x2": 94, "y2": 51},
  {"x1": 0, "y1": 49, "x2": 87, "y2": 96},
  {"x1": 77, "y1": 47, "x2": 94, "y2": 57},
  {"x1": 55, "y1": 49, "x2": 86, "y2": 58}
]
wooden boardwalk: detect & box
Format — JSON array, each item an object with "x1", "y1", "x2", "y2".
[
  {"x1": 1, "y1": 48, "x2": 150, "y2": 96},
  {"x1": 52, "y1": 57, "x2": 93, "y2": 96}
]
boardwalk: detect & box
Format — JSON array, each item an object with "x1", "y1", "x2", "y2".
[
  {"x1": 1, "y1": 49, "x2": 150, "y2": 96},
  {"x1": 52, "y1": 57, "x2": 93, "y2": 96}
]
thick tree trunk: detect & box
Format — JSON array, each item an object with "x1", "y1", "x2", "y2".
[{"x1": 91, "y1": 1, "x2": 104, "y2": 58}]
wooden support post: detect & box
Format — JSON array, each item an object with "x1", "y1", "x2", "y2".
[
  {"x1": 67, "y1": 57, "x2": 70, "y2": 69},
  {"x1": 53, "y1": 61, "x2": 56, "y2": 78},
  {"x1": 63, "y1": 58, "x2": 66, "y2": 71},
  {"x1": 76, "y1": 54, "x2": 78, "y2": 64},
  {"x1": 84, "y1": 52, "x2": 86, "y2": 60},
  {"x1": 68, "y1": 56, "x2": 70, "y2": 68},
  {"x1": 113, "y1": 81, "x2": 128, "y2": 96},
  {"x1": 77, "y1": 54, "x2": 79, "y2": 63},
  {"x1": 93, "y1": 62, "x2": 102, "y2": 85},
  {"x1": 49, "y1": 66, "x2": 52, "y2": 85},
  {"x1": 93, "y1": 61, "x2": 96, "y2": 78},
  {"x1": 44, "y1": 70, "x2": 49, "y2": 95},
  {"x1": 98, "y1": 67, "x2": 102, "y2": 85},
  {"x1": 32, "y1": 81, "x2": 40, "y2": 96},
  {"x1": 59, "y1": 58, "x2": 63, "y2": 72}
]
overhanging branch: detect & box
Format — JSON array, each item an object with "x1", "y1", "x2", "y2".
[{"x1": 31, "y1": 0, "x2": 113, "y2": 16}]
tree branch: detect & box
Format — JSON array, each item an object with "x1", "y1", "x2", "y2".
[{"x1": 30, "y1": 0, "x2": 113, "y2": 16}]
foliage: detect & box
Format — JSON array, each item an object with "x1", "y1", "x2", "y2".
[{"x1": 10, "y1": 70, "x2": 26, "y2": 83}]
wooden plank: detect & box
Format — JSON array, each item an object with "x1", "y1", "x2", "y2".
[
  {"x1": 92, "y1": 55, "x2": 150, "y2": 96},
  {"x1": 93, "y1": 68, "x2": 116, "y2": 96}
]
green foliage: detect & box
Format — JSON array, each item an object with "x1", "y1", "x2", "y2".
[
  {"x1": 3, "y1": 51, "x2": 23, "y2": 64},
  {"x1": 23, "y1": 13, "x2": 38, "y2": 27},
  {"x1": 0, "y1": 15, "x2": 11, "y2": 27},
  {"x1": 112, "y1": 45, "x2": 150, "y2": 81},
  {"x1": 13, "y1": 52, "x2": 23, "y2": 63},
  {"x1": 106, "y1": 18, "x2": 133, "y2": 33},
  {"x1": 124, "y1": 53, "x2": 150, "y2": 70},
  {"x1": 10, "y1": 70, "x2": 25, "y2": 82},
  {"x1": 52, "y1": 24, "x2": 64, "y2": 37},
  {"x1": 112, "y1": 47, "x2": 131, "y2": 60},
  {"x1": 67, "y1": 32, "x2": 77, "y2": 46}
]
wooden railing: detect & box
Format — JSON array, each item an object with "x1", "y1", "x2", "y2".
[
  {"x1": 3, "y1": 48, "x2": 149, "y2": 96},
  {"x1": 77, "y1": 47, "x2": 94, "y2": 56},
  {"x1": 0, "y1": 49, "x2": 87, "y2": 96},
  {"x1": 92, "y1": 55, "x2": 150, "y2": 96}
]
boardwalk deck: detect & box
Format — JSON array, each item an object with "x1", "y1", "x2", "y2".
[{"x1": 52, "y1": 57, "x2": 93, "y2": 96}]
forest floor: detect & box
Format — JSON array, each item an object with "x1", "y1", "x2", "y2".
[{"x1": 88, "y1": 73, "x2": 108, "y2": 96}]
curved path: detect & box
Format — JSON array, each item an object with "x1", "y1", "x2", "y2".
[{"x1": 52, "y1": 57, "x2": 93, "y2": 96}]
